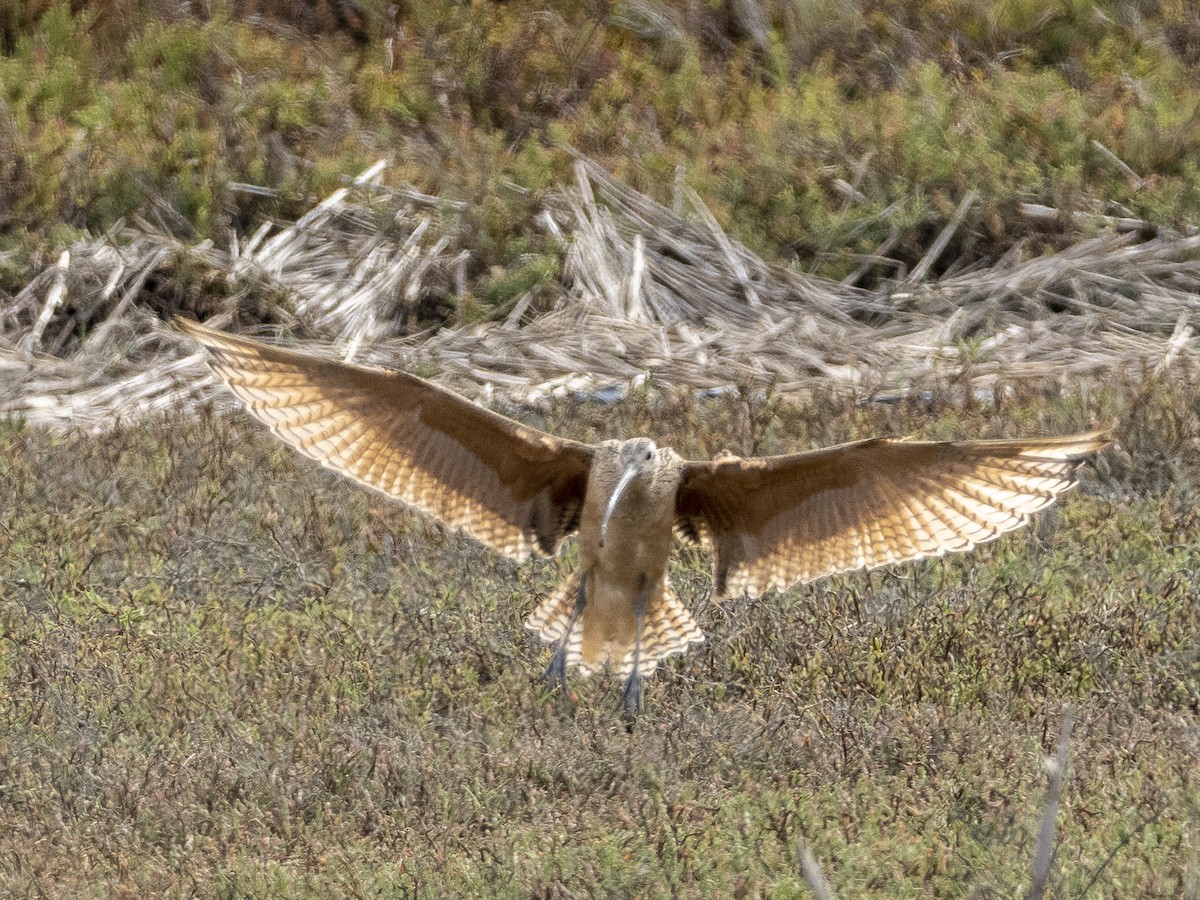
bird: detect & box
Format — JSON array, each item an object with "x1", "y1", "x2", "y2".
[{"x1": 174, "y1": 317, "x2": 1110, "y2": 715}]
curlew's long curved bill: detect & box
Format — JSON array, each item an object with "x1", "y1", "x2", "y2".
[
  {"x1": 174, "y1": 317, "x2": 594, "y2": 561},
  {"x1": 598, "y1": 464, "x2": 639, "y2": 548},
  {"x1": 675, "y1": 430, "x2": 1111, "y2": 600}
]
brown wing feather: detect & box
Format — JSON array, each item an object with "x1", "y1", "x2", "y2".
[
  {"x1": 676, "y1": 431, "x2": 1110, "y2": 599},
  {"x1": 175, "y1": 318, "x2": 593, "y2": 561}
]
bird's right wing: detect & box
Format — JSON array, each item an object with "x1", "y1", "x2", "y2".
[
  {"x1": 675, "y1": 431, "x2": 1110, "y2": 599},
  {"x1": 176, "y1": 318, "x2": 594, "y2": 561}
]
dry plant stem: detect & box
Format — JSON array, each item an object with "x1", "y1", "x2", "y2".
[
  {"x1": 906, "y1": 191, "x2": 977, "y2": 283},
  {"x1": 798, "y1": 845, "x2": 837, "y2": 900},
  {"x1": 1018, "y1": 202, "x2": 1173, "y2": 235},
  {"x1": 1187, "y1": 822, "x2": 1200, "y2": 900},
  {"x1": 20, "y1": 250, "x2": 70, "y2": 357},
  {"x1": 1027, "y1": 706, "x2": 1075, "y2": 900},
  {"x1": 1090, "y1": 139, "x2": 1146, "y2": 188},
  {"x1": 842, "y1": 229, "x2": 900, "y2": 286}
]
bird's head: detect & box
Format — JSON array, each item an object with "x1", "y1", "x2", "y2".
[{"x1": 598, "y1": 438, "x2": 661, "y2": 548}]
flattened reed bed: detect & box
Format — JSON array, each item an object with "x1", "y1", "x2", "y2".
[{"x1": 2, "y1": 156, "x2": 1198, "y2": 428}]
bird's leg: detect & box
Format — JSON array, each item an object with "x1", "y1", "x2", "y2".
[
  {"x1": 541, "y1": 571, "x2": 588, "y2": 689},
  {"x1": 620, "y1": 575, "x2": 650, "y2": 717}
]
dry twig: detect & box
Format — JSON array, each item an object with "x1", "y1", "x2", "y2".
[
  {"x1": 1028, "y1": 706, "x2": 1075, "y2": 900},
  {"x1": 798, "y1": 845, "x2": 837, "y2": 900}
]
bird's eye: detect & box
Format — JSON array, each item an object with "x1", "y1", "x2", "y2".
[{"x1": 645, "y1": 450, "x2": 653, "y2": 460}]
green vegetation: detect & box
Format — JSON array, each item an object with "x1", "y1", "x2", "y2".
[
  {"x1": 4, "y1": 1, "x2": 1200, "y2": 300},
  {"x1": 3, "y1": 2, "x2": 1200, "y2": 895},
  {"x1": 1, "y1": 382, "x2": 1197, "y2": 896}
]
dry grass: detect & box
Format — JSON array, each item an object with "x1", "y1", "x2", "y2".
[
  {"x1": 3, "y1": 158, "x2": 1200, "y2": 430},
  {"x1": 3, "y1": 4, "x2": 1199, "y2": 894}
]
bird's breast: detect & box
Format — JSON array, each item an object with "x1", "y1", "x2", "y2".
[{"x1": 584, "y1": 504, "x2": 673, "y2": 575}]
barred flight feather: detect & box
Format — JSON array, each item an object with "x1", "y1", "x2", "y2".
[
  {"x1": 678, "y1": 432, "x2": 1109, "y2": 600},
  {"x1": 176, "y1": 318, "x2": 592, "y2": 562}
]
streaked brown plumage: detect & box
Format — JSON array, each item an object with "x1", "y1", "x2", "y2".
[{"x1": 175, "y1": 317, "x2": 1110, "y2": 714}]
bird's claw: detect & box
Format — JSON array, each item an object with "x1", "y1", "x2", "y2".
[
  {"x1": 540, "y1": 644, "x2": 569, "y2": 690},
  {"x1": 620, "y1": 671, "x2": 645, "y2": 717}
]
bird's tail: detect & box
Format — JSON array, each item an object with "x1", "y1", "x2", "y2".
[
  {"x1": 526, "y1": 570, "x2": 586, "y2": 669},
  {"x1": 610, "y1": 582, "x2": 705, "y2": 678},
  {"x1": 526, "y1": 573, "x2": 704, "y2": 677}
]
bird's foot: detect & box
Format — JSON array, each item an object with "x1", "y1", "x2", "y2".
[
  {"x1": 540, "y1": 644, "x2": 569, "y2": 691},
  {"x1": 620, "y1": 670, "x2": 645, "y2": 718}
]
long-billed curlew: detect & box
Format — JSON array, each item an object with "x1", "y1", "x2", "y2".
[{"x1": 175, "y1": 318, "x2": 1110, "y2": 714}]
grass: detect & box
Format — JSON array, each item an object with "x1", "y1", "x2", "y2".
[
  {"x1": 3, "y1": 2, "x2": 1199, "y2": 895},
  {"x1": 1, "y1": 382, "x2": 1197, "y2": 896}
]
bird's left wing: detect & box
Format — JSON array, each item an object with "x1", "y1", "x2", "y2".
[
  {"x1": 674, "y1": 431, "x2": 1110, "y2": 599},
  {"x1": 176, "y1": 318, "x2": 594, "y2": 561}
]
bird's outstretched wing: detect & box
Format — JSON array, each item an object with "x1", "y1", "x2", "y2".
[
  {"x1": 175, "y1": 318, "x2": 594, "y2": 560},
  {"x1": 675, "y1": 431, "x2": 1110, "y2": 599}
]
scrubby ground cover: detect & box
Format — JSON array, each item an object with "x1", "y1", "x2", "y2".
[
  {"x1": 3, "y1": 2, "x2": 1200, "y2": 896},
  {"x1": 1, "y1": 381, "x2": 1197, "y2": 896},
  {"x1": 4, "y1": 1, "x2": 1200, "y2": 301}
]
